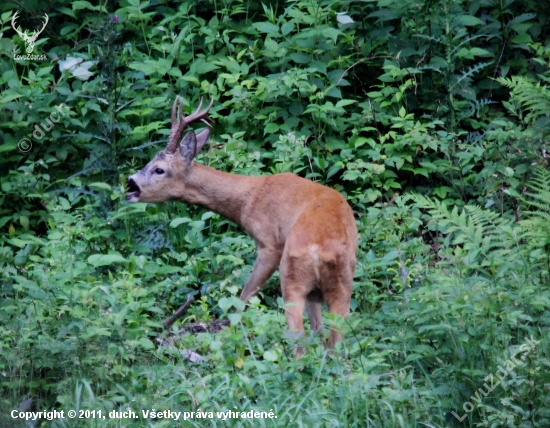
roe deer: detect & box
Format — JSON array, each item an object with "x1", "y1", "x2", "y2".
[{"x1": 126, "y1": 96, "x2": 357, "y2": 357}]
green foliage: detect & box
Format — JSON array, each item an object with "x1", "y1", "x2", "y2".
[
  {"x1": 519, "y1": 168, "x2": 550, "y2": 266},
  {"x1": 1, "y1": 0, "x2": 550, "y2": 426},
  {"x1": 497, "y1": 75, "x2": 550, "y2": 124},
  {"x1": 412, "y1": 194, "x2": 517, "y2": 272},
  {"x1": 496, "y1": 47, "x2": 550, "y2": 140}
]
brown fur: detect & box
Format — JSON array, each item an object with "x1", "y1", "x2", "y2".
[{"x1": 127, "y1": 120, "x2": 357, "y2": 358}]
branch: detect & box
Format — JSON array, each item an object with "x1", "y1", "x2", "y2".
[{"x1": 163, "y1": 294, "x2": 194, "y2": 330}]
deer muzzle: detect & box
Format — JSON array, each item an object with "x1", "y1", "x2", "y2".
[{"x1": 126, "y1": 177, "x2": 141, "y2": 201}]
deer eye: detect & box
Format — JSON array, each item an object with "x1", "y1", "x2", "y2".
[{"x1": 154, "y1": 168, "x2": 165, "y2": 175}]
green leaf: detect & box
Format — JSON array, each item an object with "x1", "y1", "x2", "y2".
[
  {"x1": 8, "y1": 236, "x2": 45, "y2": 248},
  {"x1": 508, "y1": 13, "x2": 536, "y2": 27},
  {"x1": 511, "y1": 33, "x2": 533, "y2": 44},
  {"x1": 58, "y1": 7, "x2": 76, "y2": 18},
  {"x1": 455, "y1": 15, "x2": 483, "y2": 26},
  {"x1": 228, "y1": 313, "x2": 242, "y2": 325},
  {"x1": 281, "y1": 21, "x2": 295, "y2": 36},
  {"x1": 264, "y1": 123, "x2": 279, "y2": 134},
  {"x1": 253, "y1": 22, "x2": 280, "y2": 35},
  {"x1": 58, "y1": 197, "x2": 71, "y2": 210},
  {"x1": 289, "y1": 53, "x2": 310, "y2": 64},
  {"x1": 216, "y1": 254, "x2": 244, "y2": 265},
  {"x1": 170, "y1": 217, "x2": 191, "y2": 228},
  {"x1": 182, "y1": 74, "x2": 200, "y2": 85},
  {"x1": 321, "y1": 28, "x2": 341, "y2": 43},
  {"x1": 0, "y1": 217, "x2": 10, "y2": 228},
  {"x1": 61, "y1": 24, "x2": 79, "y2": 35},
  {"x1": 72, "y1": 1, "x2": 101, "y2": 11},
  {"x1": 337, "y1": 14, "x2": 354, "y2": 24},
  {"x1": 327, "y1": 165, "x2": 341, "y2": 179},
  {"x1": 469, "y1": 47, "x2": 493, "y2": 58},
  {"x1": 263, "y1": 350, "x2": 278, "y2": 362},
  {"x1": 367, "y1": 9, "x2": 397, "y2": 22},
  {"x1": 336, "y1": 99, "x2": 356, "y2": 108},
  {"x1": 264, "y1": 37, "x2": 278, "y2": 52},
  {"x1": 89, "y1": 182, "x2": 112, "y2": 191},
  {"x1": 0, "y1": 143, "x2": 17, "y2": 153},
  {"x1": 129, "y1": 58, "x2": 173, "y2": 77},
  {"x1": 138, "y1": 338, "x2": 155, "y2": 349},
  {"x1": 233, "y1": 299, "x2": 245, "y2": 312},
  {"x1": 218, "y1": 297, "x2": 232, "y2": 313},
  {"x1": 210, "y1": 340, "x2": 222, "y2": 351},
  {"x1": 201, "y1": 212, "x2": 216, "y2": 221},
  {"x1": 19, "y1": 216, "x2": 29, "y2": 230},
  {"x1": 88, "y1": 253, "x2": 128, "y2": 267},
  {"x1": 193, "y1": 59, "x2": 220, "y2": 75},
  {"x1": 0, "y1": 94, "x2": 22, "y2": 104},
  {"x1": 128, "y1": 62, "x2": 157, "y2": 75},
  {"x1": 366, "y1": 189, "x2": 381, "y2": 202}
]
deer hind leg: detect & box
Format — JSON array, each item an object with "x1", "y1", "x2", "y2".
[
  {"x1": 321, "y1": 262, "x2": 354, "y2": 350},
  {"x1": 284, "y1": 293, "x2": 307, "y2": 359},
  {"x1": 306, "y1": 289, "x2": 324, "y2": 336},
  {"x1": 279, "y1": 252, "x2": 315, "y2": 359},
  {"x1": 325, "y1": 289, "x2": 351, "y2": 349}
]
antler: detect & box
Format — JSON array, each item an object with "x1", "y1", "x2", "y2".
[
  {"x1": 11, "y1": 12, "x2": 48, "y2": 41},
  {"x1": 166, "y1": 96, "x2": 214, "y2": 154},
  {"x1": 11, "y1": 11, "x2": 26, "y2": 38},
  {"x1": 32, "y1": 13, "x2": 49, "y2": 40}
]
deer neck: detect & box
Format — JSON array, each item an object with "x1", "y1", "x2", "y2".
[{"x1": 180, "y1": 163, "x2": 256, "y2": 226}]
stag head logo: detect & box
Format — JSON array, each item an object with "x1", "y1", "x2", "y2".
[{"x1": 11, "y1": 11, "x2": 49, "y2": 54}]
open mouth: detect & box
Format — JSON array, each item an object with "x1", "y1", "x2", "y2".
[{"x1": 126, "y1": 178, "x2": 141, "y2": 200}]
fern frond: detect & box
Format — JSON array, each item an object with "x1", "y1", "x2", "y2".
[
  {"x1": 496, "y1": 76, "x2": 550, "y2": 123},
  {"x1": 522, "y1": 168, "x2": 550, "y2": 206},
  {"x1": 412, "y1": 194, "x2": 516, "y2": 270},
  {"x1": 519, "y1": 168, "x2": 550, "y2": 251}
]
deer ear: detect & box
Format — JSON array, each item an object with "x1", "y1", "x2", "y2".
[
  {"x1": 180, "y1": 131, "x2": 197, "y2": 163},
  {"x1": 195, "y1": 128, "x2": 210, "y2": 154}
]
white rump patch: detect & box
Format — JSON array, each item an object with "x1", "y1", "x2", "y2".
[{"x1": 309, "y1": 244, "x2": 320, "y2": 280}]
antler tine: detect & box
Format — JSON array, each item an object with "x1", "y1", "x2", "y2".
[
  {"x1": 195, "y1": 97, "x2": 204, "y2": 115},
  {"x1": 198, "y1": 98, "x2": 214, "y2": 127},
  {"x1": 166, "y1": 95, "x2": 215, "y2": 154},
  {"x1": 204, "y1": 98, "x2": 215, "y2": 126},
  {"x1": 175, "y1": 96, "x2": 186, "y2": 136},
  {"x1": 34, "y1": 13, "x2": 49, "y2": 38},
  {"x1": 200, "y1": 118, "x2": 213, "y2": 128},
  {"x1": 11, "y1": 11, "x2": 25, "y2": 38},
  {"x1": 166, "y1": 96, "x2": 183, "y2": 154},
  {"x1": 182, "y1": 97, "x2": 214, "y2": 125},
  {"x1": 205, "y1": 97, "x2": 214, "y2": 112},
  {"x1": 171, "y1": 95, "x2": 180, "y2": 124},
  {"x1": 40, "y1": 13, "x2": 49, "y2": 30},
  {"x1": 178, "y1": 97, "x2": 184, "y2": 130},
  {"x1": 180, "y1": 96, "x2": 203, "y2": 124}
]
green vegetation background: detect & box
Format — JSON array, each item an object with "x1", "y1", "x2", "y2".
[{"x1": 1, "y1": 0, "x2": 550, "y2": 426}]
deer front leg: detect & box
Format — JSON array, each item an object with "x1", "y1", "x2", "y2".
[{"x1": 239, "y1": 246, "x2": 281, "y2": 303}]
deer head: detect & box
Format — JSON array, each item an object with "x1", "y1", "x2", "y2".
[
  {"x1": 11, "y1": 11, "x2": 49, "y2": 54},
  {"x1": 126, "y1": 96, "x2": 213, "y2": 203}
]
